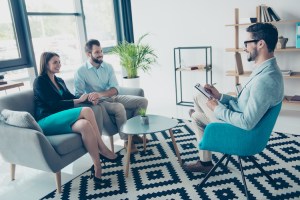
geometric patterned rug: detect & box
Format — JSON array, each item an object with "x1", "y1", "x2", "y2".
[{"x1": 41, "y1": 119, "x2": 300, "y2": 200}]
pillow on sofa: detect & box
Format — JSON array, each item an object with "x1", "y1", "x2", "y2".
[{"x1": 0, "y1": 109, "x2": 43, "y2": 132}]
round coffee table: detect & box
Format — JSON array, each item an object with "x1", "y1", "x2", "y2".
[{"x1": 120, "y1": 114, "x2": 182, "y2": 177}]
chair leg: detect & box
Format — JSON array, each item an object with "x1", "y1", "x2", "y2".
[
  {"x1": 55, "y1": 171, "x2": 62, "y2": 194},
  {"x1": 109, "y1": 136, "x2": 114, "y2": 153},
  {"x1": 10, "y1": 164, "x2": 16, "y2": 181},
  {"x1": 238, "y1": 157, "x2": 249, "y2": 200},
  {"x1": 224, "y1": 155, "x2": 231, "y2": 167},
  {"x1": 199, "y1": 154, "x2": 229, "y2": 187},
  {"x1": 248, "y1": 156, "x2": 274, "y2": 182}
]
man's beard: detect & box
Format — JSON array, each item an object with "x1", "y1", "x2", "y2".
[
  {"x1": 91, "y1": 55, "x2": 103, "y2": 65},
  {"x1": 247, "y1": 47, "x2": 258, "y2": 62}
]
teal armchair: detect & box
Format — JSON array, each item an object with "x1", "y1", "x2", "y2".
[{"x1": 198, "y1": 102, "x2": 282, "y2": 199}]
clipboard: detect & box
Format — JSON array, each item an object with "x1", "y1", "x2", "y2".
[{"x1": 194, "y1": 83, "x2": 212, "y2": 99}]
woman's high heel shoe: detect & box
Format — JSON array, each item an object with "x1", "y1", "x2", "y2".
[
  {"x1": 90, "y1": 165, "x2": 102, "y2": 184},
  {"x1": 99, "y1": 152, "x2": 124, "y2": 163}
]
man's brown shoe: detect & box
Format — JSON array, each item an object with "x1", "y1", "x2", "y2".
[
  {"x1": 124, "y1": 141, "x2": 138, "y2": 154},
  {"x1": 183, "y1": 160, "x2": 213, "y2": 173},
  {"x1": 132, "y1": 135, "x2": 149, "y2": 144}
]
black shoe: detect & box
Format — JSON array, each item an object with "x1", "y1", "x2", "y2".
[
  {"x1": 99, "y1": 152, "x2": 124, "y2": 163},
  {"x1": 90, "y1": 165, "x2": 102, "y2": 184}
]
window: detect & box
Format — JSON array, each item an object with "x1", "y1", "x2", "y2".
[
  {"x1": 28, "y1": 15, "x2": 82, "y2": 77},
  {"x1": 0, "y1": 0, "x2": 32, "y2": 72},
  {"x1": 83, "y1": 0, "x2": 118, "y2": 48},
  {"x1": 0, "y1": 0, "x2": 19, "y2": 60},
  {"x1": 26, "y1": 0, "x2": 83, "y2": 78},
  {"x1": 25, "y1": 0, "x2": 75, "y2": 13},
  {"x1": 0, "y1": 0, "x2": 130, "y2": 85}
]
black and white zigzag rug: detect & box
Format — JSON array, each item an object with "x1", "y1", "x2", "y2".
[{"x1": 41, "y1": 119, "x2": 300, "y2": 200}]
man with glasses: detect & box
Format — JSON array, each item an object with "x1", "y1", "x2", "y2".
[{"x1": 183, "y1": 23, "x2": 284, "y2": 173}]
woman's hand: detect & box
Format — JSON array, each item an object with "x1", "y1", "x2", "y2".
[
  {"x1": 78, "y1": 94, "x2": 89, "y2": 103},
  {"x1": 204, "y1": 84, "x2": 221, "y2": 100},
  {"x1": 74, "y1": 94, "x2": 89, "y2": 105}
]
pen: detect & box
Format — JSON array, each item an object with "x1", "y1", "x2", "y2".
[{"x1": 212, "y1": 83, "x2": 217, "y2": 86}]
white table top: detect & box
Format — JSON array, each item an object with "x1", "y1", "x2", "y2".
[{"x1": 120, "y1": 114, "x2": 178, "y2": 135}]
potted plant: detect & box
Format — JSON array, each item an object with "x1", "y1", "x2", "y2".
[
  {"x1": 138, "y1": 108, "x2": 149, "y2": 125},
  {"x1": 110, "y1": 33, "x2": 158, "y2": 87}
]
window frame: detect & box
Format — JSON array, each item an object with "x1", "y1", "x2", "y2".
[{"x1": 0, "y1": 0, "x2": 36, "y2": 73}]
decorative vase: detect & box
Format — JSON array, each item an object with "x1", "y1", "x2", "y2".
[
  {"x1": 140, "y1": 116, "x2": 149, "y2": 125},
  {"x1": 277, "y1": 36, "x2": 288, "y2": 49}
]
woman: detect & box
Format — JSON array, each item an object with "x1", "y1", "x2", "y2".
[{"x1": 33, "y1": 52, "x2": 120, "y2": 183}]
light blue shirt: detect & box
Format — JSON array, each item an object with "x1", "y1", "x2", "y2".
[
  {"x1": 74, "y1": 61, "x2": 119, "y2": 97},
  {"x1": 215, "y1": 57, "x2": 284, "y2": 130}
]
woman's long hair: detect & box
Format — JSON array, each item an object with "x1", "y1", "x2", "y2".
[{"x1": 39, "y1": 52, "x2": 59, "y2": 75}]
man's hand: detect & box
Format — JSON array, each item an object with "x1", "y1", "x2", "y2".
[
  {"x1": 88, "y1": 92, "x2": 102, "y2": 102},
  {"x1": 206, "y1": 98, "x2": 219, "y2": 111},
  {"x1": 91, "y1": 100, "x2": 99, "y2": 105},
  {"x1": 204, "y1": 84, "x2": 221, "y2": 100}
]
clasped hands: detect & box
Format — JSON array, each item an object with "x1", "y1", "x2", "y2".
[
  {"x1": 78, "y1": 92, "x2": 105, "y2": 105},
  {"x1": 204, "y1": 84, "x2": 221, "y2": 111}
]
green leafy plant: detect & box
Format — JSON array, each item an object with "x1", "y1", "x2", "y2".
[
  {"x1": 110, "y1": 33, "x2": 158, "y2": 79},
  {"x1": 138, "y1": 108, "x2": 147, "y2": 117}
]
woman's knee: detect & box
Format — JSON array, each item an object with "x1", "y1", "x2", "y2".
[
  {"x1": 81, "y1": 107, "x2": 95, "y2": 118},
  {"x1": 74, "y1": 119, "x2": 92, "y2": 132}
]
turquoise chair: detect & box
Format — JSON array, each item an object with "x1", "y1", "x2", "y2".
[{"x1": 198, "y1": 102, "x2": 282, "y2": 199}]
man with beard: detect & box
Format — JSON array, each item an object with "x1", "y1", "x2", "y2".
[
  {"x1": 74, "y1": 39, "x2": 148, "y2": 154},
  {"x1": 183, "y1": 23, "x2": 284, "y2": 173}
]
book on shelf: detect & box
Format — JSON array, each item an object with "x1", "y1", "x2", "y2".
[
  {"x1": 258, "y1": 4, "x2": 280, "y2": 22},
  {"x1": 286, "y1": 95, "x2": 300, "y2": 102},
  {"x1": 267, "y1": 6, "x2": 281, "y2": 21},
  {"x1": 176, "y1": 65, "x2": 205, "y2": 71},
  {"x1": 234, "y1": 52, "x2": 244, "y2": 75},
  {"x1": 281, "y1": 70, "x2": 292, "y2": 76}
]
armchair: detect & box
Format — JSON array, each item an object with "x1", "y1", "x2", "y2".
[
  {"x1": 198, "y1": 102, "x2": 282, "y2": 199},
  {"x1": 0, "y1": 90, "x2": 86, "y2": 193}
]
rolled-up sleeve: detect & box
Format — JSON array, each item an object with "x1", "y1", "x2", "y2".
[
  {"x1": 107, "y1": 65, "x2": 120, "y2": 94},
  {"x1": 74, "y1": 68, "x2": 86, "y2": 98}
]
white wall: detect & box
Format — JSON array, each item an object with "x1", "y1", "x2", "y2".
[{"x1": 131, "y1": 0, "x2": 300, "y2": 107}]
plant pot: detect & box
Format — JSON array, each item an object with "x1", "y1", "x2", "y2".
[
  {"x1": 140, "y1": 116, "x2": 149, "y2": 125},
  {"x1": 122, "y1": 76, "x2": 140, "y2": 88}
]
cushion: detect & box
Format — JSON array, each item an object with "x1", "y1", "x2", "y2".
[{"x1": 0, "y1": 109, "x2": 43, "y2": 132}]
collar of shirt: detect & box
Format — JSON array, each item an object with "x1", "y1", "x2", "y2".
[{"x1": 86, "y1": 60, "x2": 102, "y2": 70}]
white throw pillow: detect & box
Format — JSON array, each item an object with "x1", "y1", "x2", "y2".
[{"x1": 0, "y1": 109, "x2": 43, "y2": 132}]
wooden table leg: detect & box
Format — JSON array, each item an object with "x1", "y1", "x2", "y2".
[
  {"x1": 168, "y1": 129, "x2": 182, "y2": 166},
  {"x1": 125, "y1": 135, "x2": 132, "y2": 177},
  {"x1": 143, "y1": 134, "x2": 147, "y2": 152}
]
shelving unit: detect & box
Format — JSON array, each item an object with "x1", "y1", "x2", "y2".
[
  {"x1": 226, "y1": 8, "x2": 300, "y2": 105},
  {"x1": 174, "y1": 46, "x2": 212, "y2": 106}
]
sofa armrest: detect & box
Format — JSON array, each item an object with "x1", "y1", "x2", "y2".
[
  {"x1": 118, "y1": 87, "x2": 144, "y2": 97},
  {"x1": 0, "y1": 122, "x2": 62, "y2": 172}
]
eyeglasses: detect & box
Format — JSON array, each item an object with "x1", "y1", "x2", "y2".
[{"x1": 244, "y1": 39, "x2": 259, "y2": 48}]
